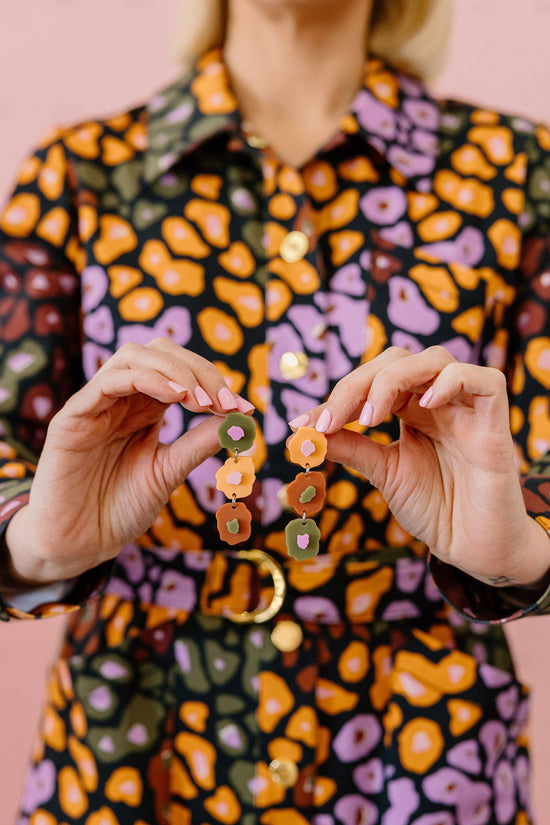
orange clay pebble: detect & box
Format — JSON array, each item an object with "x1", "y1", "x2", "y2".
[
  {"x1": 287, "y1": 426, "x2": 327, "y2": 469},
  {"x1": 216, "y1": 501, "x2": 252, "y2": 545},
  {"x1": 286, "y1": 471, "x2": 326, "y2": 517},
  {"x1": 215, "y1": 455, "x2": 256, "y2": 499}
]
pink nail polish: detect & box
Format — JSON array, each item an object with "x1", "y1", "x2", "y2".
[
  {"x1": 218, "y1": 387, "x2": 238, "y2": 410},
  {"x1": 358, "y1": 400, "x2": 374, "y2": 427},
  {"x1": 194, "y1": 386, "x2": 213, "y2": 407},
  {"x1": 236, "y1": 397, "x2": 255, "y2": 413},
  {"x1": 315, "y1": 408, "x2": 332, "y2": 433},
  {"x1": 168, "y1": 381, "x2": 186, "y2": 394},
  {"x1": 288, "y1": 413, "x2": 310, "y2": 429},
  {"x1": 419, "y1": 387, "x2": 434, "y2": 408}
]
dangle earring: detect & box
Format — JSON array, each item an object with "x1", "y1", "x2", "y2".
[
  {"x1": 285, "y1": 427, "x2": 327, "y2": 560},
  {"x1": 215, "y1": 412, "x2": 257, "y2": 545}
]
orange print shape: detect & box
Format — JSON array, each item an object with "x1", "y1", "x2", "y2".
[
  {"x1": 64, "y1": 122, "x2": 103, "y2": 159},
  {"x1": 93, "y1": 215, "x2": 137, "y2": 264},
  {"x1": 266, "y1": 279, "x2": 292, "y2": 321},
  {"x1": 450, "y1": 144, "x2": 496, "y2": 181},
  {"x1": 214, "y1": 277, "x2": 263, "y2": 327},
  {"x1": 107, "y1": 265, "x2": 143, "y2": 298},
  {"x1": 345, "y1": 567, "x2": 393, "y2": 622},
  {"x1": 105, "y1": 766, "x2": 143, "y2": 806},
  {"x1": 140, "y1": 239, "x2": 205, "y2": 296},
  {"x1": 204, "y1": 786, "x2": 242, "y2": 824},
  {"x1": 447, "y1": 699, "x2": 483, "y2": 737},
  {"x1": 303, "y1": 161, "x2": 337, "y2": 201},
  {"x1": 1, "y1": 193, "x2": 40, "y2": 238},
  {"x1": 257, "y1": 671, "x2": 295, "y2": 733},
  {"x1": 59, "y1": 765, "x2": 89, "y2": 819},
  {"x1": 268, "y1": 258, "x2": 321, "y2": 295},
  {"x1": 525, "y1": 339, "x2": 550, "y2": 390},
  {"x1": 174, "y1": 732, "x2": 217, "y2": 790},
  {"x1": 328, "y1": 230, "x2": 364, "y2": 266},
  {"x1": 185, "y1": 199, "x2": 231, "y2": 248},
  {"x1": 398, "y1": 717, "x2": 444, "y2": 774},
  {"x1": 218, "y1": 241, "x2": 256, "y2": 278},
  {"x1": 409, "y1": 264, "x2": 459, "y2": 313},
  {"x1": 191, "y1": 62, "x2": 238, "y2": 115},
  {"x1": 38, "y1": 144, "x2": 67, "y2": 200},
  {"x1": 191, "y1": 174, "x2": 223, "y2": 200},
  {"x1": 487, "y1": 218, "x2": 521, "y2": 270},
  {"x1": 37, "y1": 207, "x2": 70, "y2": 247},
  {"x1": 468, "y1": 125, "x2": 515, "y2": 165},
  {"x1": 162, "y1": 216, "x2": 210, "y2": 258},
  {"x1": 198, "y1": 307, "x2": 244, "y2": 355},
  {"x1": 434, "y1": 170, "x2": 494, "y2": 218},
  {"x1": 119, "y1": 287, "x2": 164, "y2": 322},
  {"x1": 101, "y1": 135, "x2": 135, "y2": 166}
]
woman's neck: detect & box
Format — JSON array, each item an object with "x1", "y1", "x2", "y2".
[{"x1": 223, "y1": 0, "x2": 374, "y2": 167}]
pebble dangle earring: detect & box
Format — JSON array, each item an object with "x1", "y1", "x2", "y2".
[
  {"x1": 215, "y1": 412, "x2": 257, "y2": 544},
  {"x1": 285, "y1": 427, "x2": 327, "y2": 560}
]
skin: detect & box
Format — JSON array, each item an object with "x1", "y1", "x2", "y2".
[{"x1": 3, "y1": 0, "x2": 550, "y2": 591}]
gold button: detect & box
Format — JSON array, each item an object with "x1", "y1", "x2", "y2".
[
  {"x1": 280, "y1": 231, "x2": 309, "y2": 263},
  {"x1": 279, "y1": 351, "x2": 309, "y2": 380},
  {"x1": 245, "y1": 133, "x2": 269, "y2": 150},
  {"x1": 271, "y1": 620, "x2": 304, "y2": 652},
  {"x1": 269, "y1": 758, "x2": 300, "y2": 788}
]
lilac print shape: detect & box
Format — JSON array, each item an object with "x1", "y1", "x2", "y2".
[
  {"x1": 353, "y1": 90, "x2": 397, "y2": 140},
  {"x1": 81, "y1": 265, "x2": 108, "y2": 312},
  {"x1": 297, "y1": 534, "x2": 310, "y2": 550},
  {"x1": 83, "y1": 305, "x2": 115, "y2": 345},
  {"x1": 227, "y1": 425, "x2": 245, "y2": 441},
  {"x1": 387, "y1": 277, "x2": 440, "y2": 335},
  {"x1": 360, "y1": 186, "x2": 408, "y2": 226}
]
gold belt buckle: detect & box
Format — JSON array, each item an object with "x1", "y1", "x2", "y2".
[{"x1": 225, "y1": 549, "x2": 286, "y2": 624}]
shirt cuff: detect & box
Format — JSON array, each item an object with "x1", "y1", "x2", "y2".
[
  {"x1": 0, "y1": 559, "x2": 116, "y2": 621},
  {"x1": 429, "y1": 552, "x2": 550, "y2": 624}
]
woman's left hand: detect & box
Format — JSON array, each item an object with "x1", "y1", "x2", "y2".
[{"x1": 297, "y1": 346, "x2": 549, "y2": 587}]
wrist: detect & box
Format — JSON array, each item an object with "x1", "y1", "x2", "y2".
[{"x1": 2, "y1": 506, "x2": 75, "y2": 588}]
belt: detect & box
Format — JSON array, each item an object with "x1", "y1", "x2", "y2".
[{"x1": 105, "y1": 543, "x2": 442, "y2": 628}]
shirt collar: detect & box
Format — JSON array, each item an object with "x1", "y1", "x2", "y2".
[{"x1": 144, "y1": 48, "x2": 440, "y2": 184}]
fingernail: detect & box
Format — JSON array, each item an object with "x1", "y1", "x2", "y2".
[
  {"x1": 419, "y1": 387, "x2": 434, "y2": 408},
  {"x1": 359, "y1": 400, "x2": 374, "y2": 427},
  {"x1": 288, "y1": 413, "x2": 310, "y2": 429},
  {"x1": 168, "y1": 381, "x2": 186, "y2": 394},
  {"x1": 236, "y1": 397, "x2": 255, "y2": 413},
  {"x1": 315, "y1": 408, "x2": 332, "y2": 433},
  {"x1": 194, "y1": 386, "x2": 213, "y2": 407},
  {"x1": 218, "y1": 387, "x2": 238, "y2": 411}
]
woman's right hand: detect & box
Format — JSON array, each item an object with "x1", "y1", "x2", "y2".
[{"x1": 5, "y1": 338, "x2": 253, "y2": 586}]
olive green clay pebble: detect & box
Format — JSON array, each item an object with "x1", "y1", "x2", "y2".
[
  {"x1": 285, "y1": 518, "x2": 321, "y2": 561},
  {"x1": 299, "y1": 485, "x2": 317, "y2": 504},
  {"x1": 218, "y1": 411, "x2": 256, "y2": 452}
]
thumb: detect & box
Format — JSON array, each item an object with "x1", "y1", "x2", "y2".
[
  {"x1": 160, "y1": 414, "x2": 222, "y2": 491},
  {"x1": 326, "y1": 429, "x2": 390, "y2": 492}
]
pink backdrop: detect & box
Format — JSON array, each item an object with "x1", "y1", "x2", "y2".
[{"x1": 1, "y1": 0, "x2": 550, "y2": 818}]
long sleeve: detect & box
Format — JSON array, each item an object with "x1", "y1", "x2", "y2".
[
  {"x1": 431, "y1": 123, "x2": 550, "y2": 622},
  {"x1": 0, "y1": 134, "x2": 112, "y2": 620}
]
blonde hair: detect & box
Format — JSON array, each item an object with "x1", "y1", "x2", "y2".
[{"x1": 172, "y1": 0, "x2": 453, "y2": 81}]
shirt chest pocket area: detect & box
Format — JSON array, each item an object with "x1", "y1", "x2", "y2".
[{"x1": 366, "y1": 243, "x2": 511, "y2": 366}]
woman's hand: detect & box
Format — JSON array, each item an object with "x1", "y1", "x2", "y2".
[
  {"x1": 295, "y1": 346, "x2": 550, "y2": 588},
  {"x1": 6, "y1": 338, "x2": 254, "y2": 585}
]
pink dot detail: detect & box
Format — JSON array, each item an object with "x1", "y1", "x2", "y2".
[
  {"x1": 297, "y1": 534, "x2": 310, "y2": 550},
  {"x1": 300, "y1": 439, "x2": 315, "y2": 457},
  {"x1": 227, "y1": 471, "x2": 243, "y2": 485},
  {"x1": 227, "y1": 425, "x2": 245, "y2": 441}
]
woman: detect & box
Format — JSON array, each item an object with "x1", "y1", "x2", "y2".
[{"x1": 2, "y1": 0, "x2": 550, "y2": 822}]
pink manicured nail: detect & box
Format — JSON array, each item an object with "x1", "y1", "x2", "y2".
[
  {"x1": 236, "y1": 397, "x2": 255, "y2": 413},
  {"x1": 288, "y1": 413, "x2": 310, "y2": 429},
  {"x1": 218, "y1": 387, "x2": 238, "y2": 410},
  {"x1": 419, "y1": 387, "x2": 434, "y2": 408},
  {"x1": 315, "y1": 408, "x2": 332, "y2": 433},
  {"x1": 168, "y1": 381, "x2": 186, "y2": 394},
  {"x1": 194, "y1": 386, "x2": 213, "y2": 407},
  {"x1": 359, "y1": 400, "x2": 374, "y2": 427}
]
